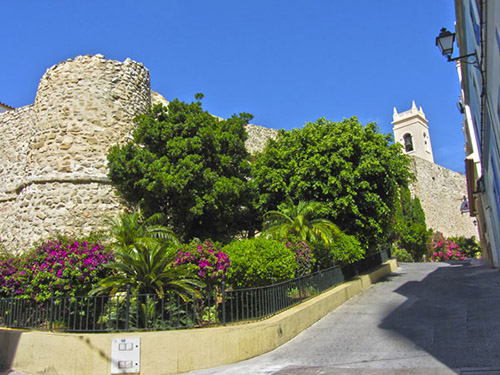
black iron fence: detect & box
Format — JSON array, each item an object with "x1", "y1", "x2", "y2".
[{"x1": 0, "y1": 249, "x2": 390, "y2": 332}]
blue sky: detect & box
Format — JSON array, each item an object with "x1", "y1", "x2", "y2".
[{"x1": 1, "y1": 1, "x2": 464, "y2": 171}]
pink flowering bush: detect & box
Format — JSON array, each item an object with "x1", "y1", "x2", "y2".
[
  {"x1": 0, "y1": 237, "x2": 113, "y2": 302},
  {"x1": 428, "y1": 232, "x2": 467, "y2": 262},
  {"x1": 175, "y1": 240, "x2": 230, "y2": 288},
  {"x1": 283, "y1": 240, "x2": 316, "y2": 276},
  {"x1": 0, "y1": 257, "x2": 22, "y2": 296}
]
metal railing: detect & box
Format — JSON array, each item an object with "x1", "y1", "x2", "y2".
[
  {"x1": 0, "y1": 249, "x2": 390, "y2": 332},
  {"x1": 223, "y1": 249, "x2": 390, "y2": 323}
]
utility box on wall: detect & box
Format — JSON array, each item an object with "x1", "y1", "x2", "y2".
[{"x1": 111, "y1": 337, "x2": 140, "y2": 374}]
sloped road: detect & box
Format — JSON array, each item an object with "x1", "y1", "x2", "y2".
[{"x1": 186, "y1": 260, "x2": 500, "y2": 375}]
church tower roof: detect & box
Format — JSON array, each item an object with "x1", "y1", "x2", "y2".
[{"x1": 392, "y1": 101, "x2": 434, "y2": 163}]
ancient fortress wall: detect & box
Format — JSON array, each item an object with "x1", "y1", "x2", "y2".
[
  {"x1": 0, "y1": 55, "x2": 151, "y2": 252},
  {"x1": 410, "y1": 156, "x2": 478, "y2": 238}
]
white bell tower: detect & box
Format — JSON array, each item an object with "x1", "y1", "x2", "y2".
[{"x1": 392, "y1": 101, "x2": 434, "y2": 163}]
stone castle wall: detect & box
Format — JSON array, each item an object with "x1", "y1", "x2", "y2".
[
  {"x1": 244, "y1": 124, "x2": 278, "y2": 154},
  {"x1": 0, "y1": 55, "x2": 151, "y2": 252},
  {"x1": 410, "y1": 156, "x2": 478, "y2": 238}
]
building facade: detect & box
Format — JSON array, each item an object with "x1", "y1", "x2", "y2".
[{"x1": 453, "y1": 0, "x2": 500, "y2": 266}]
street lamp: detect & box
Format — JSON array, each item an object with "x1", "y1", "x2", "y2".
[
  {"x1": 436, "y1": 27, "x2": 477, "y2": 63},
  {"x1": 436, "y1": 28, "x2": 455, "y2": 56}
]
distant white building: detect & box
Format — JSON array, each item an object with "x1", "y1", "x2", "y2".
[
  {"x1": 0, "y1": 101, "x2": 14, "y2": 114},
  {"x1": 392, "y1": 101, "x2": 434, "y2": 163}
]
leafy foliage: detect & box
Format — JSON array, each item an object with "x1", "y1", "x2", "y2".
[
  {"x1": 223, "y1": 238, "x2": 295, "y2": 288},
  {"x1": 396, "y1": 222, "x2": 430, "y2": 262},
  {"x1": 0, "y1": 237, "x2": 112, "y2": 302},
  {"x1": 262, "y1": 199, "x2": 341, "y2": 247},
  {"x1": 92, "y1": 241, "x2": 202, "y2": 300},
  {"x1": 107, "y1": 97, "x2": 256, "y2": 242},
  {"x1": 314, "y1": 232, "x2": 364, "y2": 268},
  {"x1": 93, "y1": 212, "x2": 201, "y2": 300},
  {"x1": 393, "y1": 186, "x2": 430, "y2": 262},
  {"x1": 391, "y1": 247, "x2": 414, "y2": 262},
  {"x1": 252, "y1": 117, "x2": 411, "y2": 250},
  {"x1": 105, "y1": 211, "x2": 179, "y2": 251},
  {"x1": 448, "y1": 236, "x2": 481, "y2": 258}
]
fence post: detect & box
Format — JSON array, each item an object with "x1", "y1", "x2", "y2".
[
  {"x1": 271, "y1": 277, "x2": 276, "y2": 313},
  {"x1": 317, "y1": 264, "x2": 322, "y2": 292},
  {"x1": 125, "y1": 284, "x2": 131, "y2": 331},
  {"x1": 8, "y1": 292, "x2": 14, "y2": 328},
  {"x1": 297, "y1": 272, "x2": 303, "y2": 300},
  {"x1": 221, "y1": 282, "x2": 226, "y2": 326},
  {"x1": 49, "y1": 290, "x2": 55, "y2": 331}
]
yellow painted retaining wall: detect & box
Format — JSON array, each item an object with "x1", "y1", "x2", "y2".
[{"x1": 0, "y1": 259, "x2": 398, "y2": 375}]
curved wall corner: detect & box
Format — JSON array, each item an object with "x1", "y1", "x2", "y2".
[{"x1": 0, "y1": 55, "x2": 151, "y2": 251}]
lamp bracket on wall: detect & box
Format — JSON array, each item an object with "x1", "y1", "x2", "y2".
[{"x1": 436, "y1": 28, "x2": 480, "y2": 68}]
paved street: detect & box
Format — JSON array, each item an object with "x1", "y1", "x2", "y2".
[{"x1": 186, "y1": 260, "x2": 500, "y2": 375}]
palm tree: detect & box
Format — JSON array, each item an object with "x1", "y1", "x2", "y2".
[
  {"x1": 91, "y1": 240, "x2": 202, "y2": 300},
  {"x1": 91, "y1": 238, "x2": 203, "y2": 329},
  {"x1": 93, "y1": 211, "x2": 200, "y2": 300},
  {"x1": 262, "y1": 199, "x2": 342, "y2": 247},
  {"x1": 104, "y1": 211, "x2": 180, "y2": 251}
]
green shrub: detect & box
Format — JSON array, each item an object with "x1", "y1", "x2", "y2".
[
  {"x1": 223, "y1": 238, "x2": 295, "y2": 288},
  {"x1": 396, "y1": 222, "x2": 430, "y2": 262},
  {"x1": 329, "y1": 233, "x2": 364, "y2": 264},
  {"x1": 314, "y1": 232, "x2": 364, "y2": 268},
  {"x1": 392, "y1": 247, "x2": 413, "y2": 262},
  {"x1": 448, "y1": 236, "x2": 481, "y2": 258}
]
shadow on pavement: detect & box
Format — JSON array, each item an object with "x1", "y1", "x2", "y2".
[
  {"x1": 0, "y1": 329, "x2": 23, "y2": 372},
  {"x1": 379, "y1": 259, "x2": 500, "y2": 369}
]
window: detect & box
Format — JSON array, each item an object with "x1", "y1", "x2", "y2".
[{"x1": 403, "y1": 133, "x2": 413, "y2": 152}]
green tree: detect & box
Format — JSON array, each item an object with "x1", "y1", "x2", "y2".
[
  {"x1": 252, "y1": 117, "x2": 411, "y2": 250},
  {"x1": 107, "y1": 97, "x2": 256, "y2": 242},
  {"x1": 393, "y1": 186, "x2": 430, "y2": 261},
  {"x1": 262, "y1": 199, "x2": 341, "y2": 247}
]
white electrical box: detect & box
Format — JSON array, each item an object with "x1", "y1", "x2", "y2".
[{"x1": 111, "y1": 337, "x2": 140, "y2": 374}]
